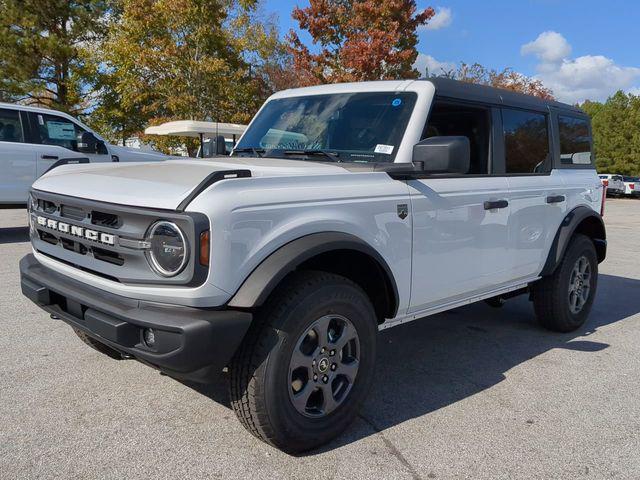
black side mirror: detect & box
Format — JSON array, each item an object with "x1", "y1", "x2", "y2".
[
  {"x1": 215, "y1": 135, "x2": 227, "y2": 156},
  {"x1": 96, "y1": 140, "x2": 108, "y2": 155},
  {"x1": 77, "y1": 131, "x2": 98, "y2": 154},
  {"x1": 412, "y1": 136, "x2": 470, "y2": 174}
]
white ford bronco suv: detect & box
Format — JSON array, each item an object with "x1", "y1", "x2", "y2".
[{"x1": 20, "y1": 78, "x2": 606, "y2": 453}]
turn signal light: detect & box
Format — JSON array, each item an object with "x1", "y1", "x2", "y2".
[{"x1": 200, "y1": 230, "x2": 210, "y2": 266}]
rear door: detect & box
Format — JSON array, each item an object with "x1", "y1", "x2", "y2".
[
  {"x1": 408, "y1": 99, "x2": 511, "y2": 312},
  {"x1": 0, "y1": 108, "x2": 36, "y2": 204},
  {"x1": 500, "y1": 107, "x2": 567, "y2": 280}
]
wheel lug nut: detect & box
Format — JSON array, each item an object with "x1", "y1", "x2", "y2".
[
  {"x1": 320, "y1": 347, "x2": 325, "y2": 354},
  {"x1": 312, "y1": 359, "x2": 316, "y2": 366},
  {"x1": 322, "y1": 375, "x2": 328, "y2": 383},
  {"x1": 331, "y1": 363, "x2": 337, "y2": 371},
  {"x1": 330, "y1": 349, "x2": 335, "y2": 356},
  {"x1": 313, "y1": 374, "x2": 318, "y2": 381}
]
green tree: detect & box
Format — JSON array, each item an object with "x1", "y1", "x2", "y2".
[
  {"x1": 582, "y1": 91, "x2": 640, "y2": 176},
  {"x1": 101, "y1": 0, "x2": 281, "y2": 147},
  {"x1": 0, "y1": 0, "x2": 109, "y2": 114}
]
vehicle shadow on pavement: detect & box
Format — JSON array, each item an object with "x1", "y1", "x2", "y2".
[
  {"x1": 183, "y1": 273, "x2": 640, "y2": 454},
  {"x1": 0, "y1": 226, "x2": 29, "y2": 244}
]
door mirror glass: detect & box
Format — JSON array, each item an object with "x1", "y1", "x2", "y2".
[{"x1": 412, "y1": 136, "x2": 470, "y2": 174}]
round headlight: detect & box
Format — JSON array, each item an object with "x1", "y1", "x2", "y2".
[{"x1": 146, "y1": 221, "x2": 189, "y2": 277}]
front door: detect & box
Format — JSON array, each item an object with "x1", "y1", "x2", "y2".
[
  {"x1": 408, "y1": 99, "x2": 511, "y2": 313},
  {"x1": 26, "y1": 112, "x2": 110, "y2": 177},
  {"x1": 408, "y1": 176, "x2": 511, "y2": 312}
]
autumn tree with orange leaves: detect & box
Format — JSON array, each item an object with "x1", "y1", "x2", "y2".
[
  {"x1": 288, "y1": 1, "x2": 434, "y2": 85},
  {"x1": 441, "y1": 62, "x2": 554, "y2": 100}
]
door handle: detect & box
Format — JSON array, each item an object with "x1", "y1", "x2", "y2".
[
  {"x1": 484, "y1": 199, "x2": 509, "y2": 210},
  {"x1": 546, "y1": 195, "x2": 565, "y2": 204},
  {"x1": 41, "y1": 155, "x2": 58, "y2": 160}
]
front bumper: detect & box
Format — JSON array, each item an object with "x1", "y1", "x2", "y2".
[{"x1": 20, "y1": 254, "x2": 252, "y2": 381}]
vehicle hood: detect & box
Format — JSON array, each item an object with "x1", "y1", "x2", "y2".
[
  {"x1": 108, "y1": 144, "x2": 173, "y2": 162},
  {"x1": 32, "y1": 157, "x2": 349, "y2": 210}
]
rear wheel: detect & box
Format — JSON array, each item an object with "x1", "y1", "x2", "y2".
[
  {"x1": 532, "y1": 234, "x2": 598, "y2": 332},
  {"x1": 229, "y1": 271, "x2": 377, "y2": 453}
]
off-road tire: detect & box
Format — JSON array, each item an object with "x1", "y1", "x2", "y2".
[
  {"x1": 229, "y1": 271, "x2": 377, "y2": 453},
  {"x1": 532, "y1": 234, "x2": 598, "y2": 332}
]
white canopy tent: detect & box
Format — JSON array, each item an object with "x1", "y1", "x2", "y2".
[{"x1": 144, "y1": 120, "x2": 247, "y2": 157}]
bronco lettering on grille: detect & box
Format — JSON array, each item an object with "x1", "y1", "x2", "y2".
[{"x1": 36, "y1": 215, "x2": 116, "y2": 246}]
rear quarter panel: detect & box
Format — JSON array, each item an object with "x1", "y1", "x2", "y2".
[{"x1": 558, "y1": 169, "x2": 603, "y2": 215}]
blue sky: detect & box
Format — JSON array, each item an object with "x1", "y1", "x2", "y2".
[{"x1": 262, "y1": 0, "x2": 640, "y2": 103}]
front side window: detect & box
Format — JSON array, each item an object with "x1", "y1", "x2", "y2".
[
  {"x1": 502, "y1": 109, "x2": 550, "y2": 174},
  {"x1": 423, "y1": 100, "x2": 491, "y2": 174},
  {"x1": 559, "y1": 115, "x2": 592, "y2": 165},
  {"x1": 0, "y1": 108, "x2": 24, "y2": 143},
  {"x1": 235, "y1": 92, "x2": 417, "y2": 163},
  {"x1": 32, "y1": 113, "x2": 88, "y2": 151}
]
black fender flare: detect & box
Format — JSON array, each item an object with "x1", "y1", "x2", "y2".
[
  {"x1": 227, "y1": 232, "x2": 399, "y2": 316},
  {"x1": 540, "y1": 206, "x2": 606, "y2": 276}
]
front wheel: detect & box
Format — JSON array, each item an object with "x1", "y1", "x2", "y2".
[
  {"x1": 229, "y1": 271, "x2": 377, "y2": 453},
  {"x1": 532, "y1": 234, "x2": 598, "y2": 332}
]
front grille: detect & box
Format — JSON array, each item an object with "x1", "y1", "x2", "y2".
[
  {"x1": 60, "y1": 204, "x2": 86, "y2": 221},
  {"x1": 92, "y1": 247, "x2": 125, "y2": 266},
  {"x1": 29, "y1": 189, "x2": 207, "y2": 286},
  {"x1": 91, "y1": 210, "x2": 120, "y2": 228}
]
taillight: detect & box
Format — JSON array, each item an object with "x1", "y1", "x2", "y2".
[
  {"x1": 631, "y1": 184, "x2": 635, "y2": 190},
  {"x1": 199, "y1": 230, "x2": 210, "y2": 266},
  {"x1": 602, "y1": 179, "x2": 609, "y2": 187},
  {"x1": 601, "y1": 186, "x2": 606, "y2": 217}
]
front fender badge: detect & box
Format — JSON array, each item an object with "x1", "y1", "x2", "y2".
[{"x1": 397, "y1": 204, "x2": 408, "y2": 220}]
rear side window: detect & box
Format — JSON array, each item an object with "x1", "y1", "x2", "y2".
[
  {"x1": 0, "y1": 108, "x2": 24, "y2": 143},
  {"x1": 558, "y1": 115, "x2": 592, "y2": 165},
  {"x1": 502, "y1": 109, "x2": 550, "y2": 174}
]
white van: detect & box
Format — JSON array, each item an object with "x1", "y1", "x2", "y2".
[{"x1": 0, "y1": 103, "x2": 169, "y2": 206}]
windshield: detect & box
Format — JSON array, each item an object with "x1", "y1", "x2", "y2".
[{"x1": 234, "y1": 92, "x2": 417, "y2": 163}]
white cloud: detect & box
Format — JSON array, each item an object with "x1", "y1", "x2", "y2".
[
  {"x1": 521, "y1": 31, "x2": 640, "y2": 103},
  {"x1": 521, "y1": 31, "x2": 571, "y2": 64},
  {"x1": 421, "y1": 7, "x2": 452, "y2": 31},
  {"x1": 414, "y1": 53, "x2": 456, "y2": 77}
]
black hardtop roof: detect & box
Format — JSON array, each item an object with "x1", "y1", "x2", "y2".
[{"x1": 424, "y1": 77, "x2": 585, "y2": 115}]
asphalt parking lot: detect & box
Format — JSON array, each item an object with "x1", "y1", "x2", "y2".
[{"x1": 1, "y1": 199, "x2": 640, "y2": 479}]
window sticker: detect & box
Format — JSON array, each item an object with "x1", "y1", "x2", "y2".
[
  {"x1": 391, "y1": 98, "x2": 402, "y2": 107},
  {"x1": 374, "y1": 144, "x2": 394, "y2": 154},
  {"x1": 46, "y1": 121, "x2": 76, "y2": 140}
]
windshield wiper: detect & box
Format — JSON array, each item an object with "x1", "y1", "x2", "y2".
[
  {"x1": 232, "y1": 147, "x2": 264, "y2": 158},
  {"x1": 282, "y1": 149, "x2": 341, "y2": 163}
]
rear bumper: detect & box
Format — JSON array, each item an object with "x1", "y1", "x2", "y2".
[{"x1": 20, "y1": 254, "x2": 252, "y2": 381}]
